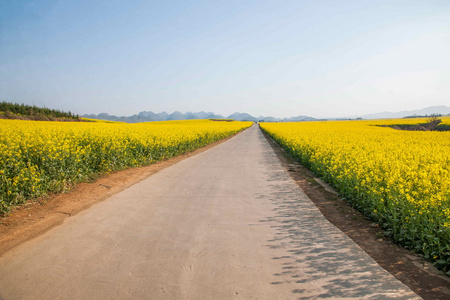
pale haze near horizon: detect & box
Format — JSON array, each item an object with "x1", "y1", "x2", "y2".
[{"x1": 1, "y1": 0, "x2": 449, "y2": 119}]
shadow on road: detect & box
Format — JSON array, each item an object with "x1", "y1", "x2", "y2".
[{"x1": 256, "y1": 137, "x2": 417, "y2": 299}]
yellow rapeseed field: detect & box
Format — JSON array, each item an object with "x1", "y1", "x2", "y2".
[
  {"x1": 0, "y1": 119, "x2": 251, "y2": 214},
  {"x1": 260, "y1": 118, "x2": 450, "y2": 273}
]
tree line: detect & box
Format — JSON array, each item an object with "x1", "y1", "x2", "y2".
[{"x1": 0, "y1": 101, "x2": 80, "y2": 121}]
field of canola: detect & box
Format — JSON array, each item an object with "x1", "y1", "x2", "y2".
[
  {"x1": 0, "y1": 119, "x2": 251, "y2": 214},
  {"x1": 261, "y1": 117, "x2": 450, "y2": 273}
]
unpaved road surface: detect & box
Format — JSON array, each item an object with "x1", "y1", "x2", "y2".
[{"x1": 0, "y1": 125, "x2": 419, "y2": 299}]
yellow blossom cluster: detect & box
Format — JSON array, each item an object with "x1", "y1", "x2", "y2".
[
  {"x1": 260, "y1": 118, "x2": 450, "y2": 273},
  {"x1": 0, "y1": 119, "x2": 251, "y2": 213}
]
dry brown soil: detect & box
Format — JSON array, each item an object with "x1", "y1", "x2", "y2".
[{"x1": 1, "y1": 129, "x2": 449, "y2": 299}]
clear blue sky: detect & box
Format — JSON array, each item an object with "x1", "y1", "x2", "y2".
[{"x1": 1, "y1": 0, "x2": 449, "y2": 118}]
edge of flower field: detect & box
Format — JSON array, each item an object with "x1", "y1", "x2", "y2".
[{"x1": 0, "y1": 120, "x2": 252, "y2": 215}]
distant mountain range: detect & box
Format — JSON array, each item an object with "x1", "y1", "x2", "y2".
[
  {"x1": 83, "y1": 105, "x2": 450, "y2": 123},
  {"x1": 82, "y1": 111, "x2": 317, "y2": 123},
  {"x1": 355, "y1": 105, "x2": 450, "y2": 120}
]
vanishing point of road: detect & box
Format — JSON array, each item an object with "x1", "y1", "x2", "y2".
[{"x1": 0, "y1": 125, "x2": 419, "y2": 299}]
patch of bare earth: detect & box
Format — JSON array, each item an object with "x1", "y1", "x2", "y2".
[
  {"x1": 262, "y1": 131, "x2": 450, "y2": 300},
  {"x1": 0, "y1": 132, "x2": 242, "y2": 257}
]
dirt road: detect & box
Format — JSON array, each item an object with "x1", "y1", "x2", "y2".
[{"x1": 0, "y1": 125, "x2": 419, "y2": 299}]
